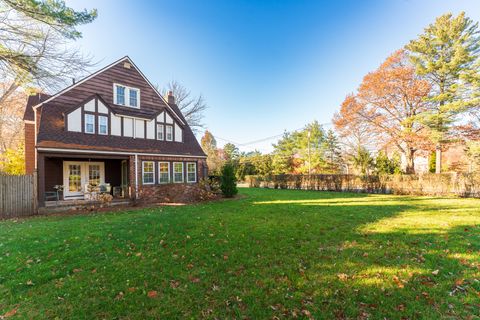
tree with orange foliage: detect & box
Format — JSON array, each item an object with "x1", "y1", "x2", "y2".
[{"x1": 333, "y1": 50, "x2": 431, "y2": 173}]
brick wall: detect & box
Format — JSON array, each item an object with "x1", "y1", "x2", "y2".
[
  {"x1": 24, "y1": 123, "x2": 35, "y2": 174},
  {"x1": 132, "y1": 155, "x2": 207, "y2": 201}
]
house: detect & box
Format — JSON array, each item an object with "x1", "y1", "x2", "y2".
[{"x1": 23, "y1": 56, "x2": 207, "y2": 207}]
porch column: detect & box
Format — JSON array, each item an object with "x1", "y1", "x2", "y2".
[
  {"x1": 128, "y1": 155, "x2": 137, "y2": 200},
  {"x1": 37, "y1": 153, "x2": 45, "y2": 207}
]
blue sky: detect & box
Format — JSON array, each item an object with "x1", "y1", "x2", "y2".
[{"x1": 67, "y1": 0, "x2": 480, "y2": 152}]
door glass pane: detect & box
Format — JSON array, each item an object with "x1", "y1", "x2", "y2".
[
  {"x1": 68, "y1": 164, "x2": 82, "y2": 192},
  {"x1": 89, "y1": 164, "x2": 101, "y2": 186}
]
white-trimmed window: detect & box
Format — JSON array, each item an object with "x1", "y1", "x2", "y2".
[
  {"x1": 85, "y1": 114, "x2": 95, "y2": 134},
  {"x1": 158, "y1": 162, "x2": 170, "y2": 184},
  {"x1": 173, "y1": 162, "x2": 183, "y2": 183},
  {"x1": 187, "y1": 162, "x2": 197, "y2": 183},
  {"x1": 98, "y1": 115, "x2": 108, "y2": 135},
  {"x1": 114, "y1": 84, "x2": 140, "y2": 108},
  {"x1": 166, "y1": 125, "x2": 173, "y2": 141},
  {"x1": 142, "y1": 161, "x2": 155, "y2": 184},
  {"x1": 157, "y1": 124, "x2": 164, "y2": 140}
]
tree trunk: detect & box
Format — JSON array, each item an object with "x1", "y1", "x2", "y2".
[
  {"x1": 405, "y1": 148, "x2": 415, "y2": 174},
  {"x1": 435, "y1": 145, "x2": 442, "y2": 174}
]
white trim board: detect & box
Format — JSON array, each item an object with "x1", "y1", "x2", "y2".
[{"x1": 36, "y1": 147, "x2": 207, "y2": 158}]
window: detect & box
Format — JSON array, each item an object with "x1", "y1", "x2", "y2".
[
  {"x1": 129, "y1": 88, "x2": 138, "y2": 107},
  {"x1": 166, "y1": 125, "x2": 173, "y2": 141},
  {"x1": 85, "y1": 114, "x2": 95, "y2": 134},
  {"x1": 187, "y1": 162, "x2": 197, "y2": 183},
  {"x1": 142, "y1": 161, "x2": 155, "y2": 184},
  {"x1": 114, "y1": 84, "x2": 140, "y2": 108},
  {"x1": 173, "y1": 162, "x2": 183, "y2": 183},
  {"x1": 158, "y1": 162, "x2": 170, "y2": 184},
  {"x1": 88, "y1": 164, "x2": 101, "y2": 185},
  {"x1": 98, "y1": 116, "x2": 108, "y2": 135},
  {"x1": 157, "y1": 124, "x2": 164, "y2": 140},
  {"x1": 115, "y1": 85, "x2": 125, "y2": 105}
]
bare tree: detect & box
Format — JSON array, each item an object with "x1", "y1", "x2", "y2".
[
  {"x1": 0, "y1": 1, "x2": 96, "y2": 152},
  {"x1": 162, "y1": 80, "x2": 208, "y2": 131}
]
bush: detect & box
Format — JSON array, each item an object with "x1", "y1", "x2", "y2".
[{"x1": 220, "y1": 163, "x2": 238, "y2": 197}]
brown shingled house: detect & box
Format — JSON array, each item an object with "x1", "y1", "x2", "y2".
[{"x1": 23, "y1": 56, "x2": 207, "y2": 207}]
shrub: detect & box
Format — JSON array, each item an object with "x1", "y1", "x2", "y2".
[{"x1": 220, "y1": 163, "x2": 238, "y2": 197}]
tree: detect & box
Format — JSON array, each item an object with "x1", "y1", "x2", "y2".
[
  {"x1": 334, "y1": 50, "x2": 431, "y2": 174},
  {"x1": 162, "y1": 80, "x2": 207, "y2": 131},
  {"x1": 322, "y1": 129, "x2": 343, "y2": 173},
  {"x1": 200, "y1": 130, "x2": 223, "y2": 175},
  {"x1": 375, "y1": 151, "x2": 402, "y2": 175},
  {"x1": 406, "y1": 12, "x2": 480, "y2": 173},
  {"x1": 271, "y1": 131, "x2": 296, "y2": 174},
  {"x1": 220, "y1": 163, "x2": 237, "y2": 198},
  {"x1": 352, "y1": 147, "x2": 374, "y2": 176},
  {"x1": 223, "y1": 143, "x2": 240, "y2": 162},
  {"x1": 0, "y1": 0, "x2": 97, "y2": 153},
  {"x1": 0, "y1": 143, "x2": 25, "y2": 174}
]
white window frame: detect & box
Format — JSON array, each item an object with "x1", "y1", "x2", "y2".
[
  {"x1": 157, "y1": 124, "x2": 164, "y2": 140},
  {"x1": 158, "y1": 161, "x2": 170, "y2": 184},
  {"x1": 173, "y1": 162, "x2": 184, "y2": 183},
  {"x1": 113, "y1": 83, "x2": 140, "y2": 108},
  {"x1": 98, "y1": 115, "x2": 108, "y2": 135},
  {"x1": 166, "y1": 125, "x2": 173, "y2": 141},
  {"x1": 187, "y1": 162, "x2": 197, "y2": 183},
  {"x1": 142, "y1": 161, "x2": 155, "y2": 185},
  {"x1": 84, "y1": 113, "x2": 95, "y2": 134}
]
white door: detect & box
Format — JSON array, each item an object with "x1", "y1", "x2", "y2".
[{"x1": 63, "y1": 161, "x2": 105, "y2": 198}]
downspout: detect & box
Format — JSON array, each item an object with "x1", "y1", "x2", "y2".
[{"x1": 134, "y1": 153, "x2": 138, "y2": 199}]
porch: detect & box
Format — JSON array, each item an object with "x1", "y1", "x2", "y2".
[{"x1": 37, "y1": 152, "x2": 133, "y2": 207}]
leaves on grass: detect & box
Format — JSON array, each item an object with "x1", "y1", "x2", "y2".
[
  {"x1": 392, "y1": 275, "x2": 404, "y2": 288},
  {"x1": 147, "y1": 290, "x2": 157, "y2": 298},
  {"x1": 2, "y1": 307, "x2": 17, "y2": 318},
  {"x1": 170, "y1": 280, "x2": 180, "y2": 289},
  {"x1": 431, "y1": 269, "x2": 439, "y2": 275},
  {"x1": 337, "y1": 273, "x2": 348, "y2": 281}
]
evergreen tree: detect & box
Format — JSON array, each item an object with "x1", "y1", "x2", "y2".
[
  {"x1": 220, "y1": 163, "x2": 238, "y2": 198},
  {"x1": 223, "y1": 143, "x2": 240, "y2": 162},
  {"x1": 322, "y1": 129, "x2": 343, "y2": 173},
  {"x1": 352, "y1": 147, "x2": 374, "y2": 176},
  {"x1": 406, "y1": 12, "x2": 480, "y2": 173},
  {"x1": 375, "y1": 151, "x2": 402, "y2": 175}
]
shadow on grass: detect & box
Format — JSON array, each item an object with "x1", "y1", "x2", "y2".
[{"x1": 0, "y1": 188, "x2": 478, "y2": 319}]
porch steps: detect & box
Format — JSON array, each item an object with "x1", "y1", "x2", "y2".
[{"x1": 40, "y1": 199, "x2": 131, "y2": 214}]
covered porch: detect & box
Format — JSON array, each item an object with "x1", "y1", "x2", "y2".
[{"x1": 37, "y1": 152, "x2": 133, "y2": 207}]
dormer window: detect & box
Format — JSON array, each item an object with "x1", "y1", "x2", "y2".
[{"x1": 114, "y1": 84, "x2": 140, "y2": 108}]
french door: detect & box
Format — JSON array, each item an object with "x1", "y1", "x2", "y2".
[{"x1": 63, "y1": 161, "x2": 105, "y2": 198}]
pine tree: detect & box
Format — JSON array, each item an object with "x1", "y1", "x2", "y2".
[
  {"x1": 406, "y1": 12, "x2": 480, "y2": 173},
  {"x1": 220, "y1": 163, "x2": 238, "y2": 198}
]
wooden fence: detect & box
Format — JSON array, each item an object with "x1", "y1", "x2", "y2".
[{"x1": 0, "y1": 173, "x2": 37, "y2": 218}]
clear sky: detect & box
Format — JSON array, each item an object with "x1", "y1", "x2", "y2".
[{"x1": 67, "y1": 0, "x2": 480, "y2": 152}]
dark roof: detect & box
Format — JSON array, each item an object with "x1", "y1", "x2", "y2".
[
  {"x1": 23, "y1": 94, "x2": 51, "y2": 121},
  {"x1": 32, "y1": 57, "x2": 206, "y2": 157}
]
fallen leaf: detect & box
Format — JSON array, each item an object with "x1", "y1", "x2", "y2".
[
  {"x1": 170, "y1": 280, "x2": 180, "y2": 288},
  {"x1": 432, "y1": 269, "x2": 439, "y2": 275},
  {"x1": 73, "y1": 268, "x2": 82, "y2": 273},
  {"x1": 114, "y1": 292, "x2": 124, "y2": 300},
  {"x1": 186, "y1": 263, "x2": 194, "y2": 269},
  {"x1": 190, "y1": 277, "x2": 200, "y2": 283},
  {"x1": 337, "y1": 273, "x2": 348, "y2": 281},
  {"x1": 393, "y1": 275, "x2": 404, "y2": 288},
  {"x1": 3, "y1": 308, "x2": 17, "y2": 318},
  {"x1": 91, "y1": 268, "x2": 97, "y2": 273},
  {"x1": 127, "y1": 287, "x2": 136, "y2": 292},
  {"x1": 223, "y1": 255, "x2": 229, "y2": 261},
  {"x1": 26, "y1": 280, "x2": 34, "y2": 286},
  {"x1": 147, "y1": 290, "x2": 157, "y2": 298}
]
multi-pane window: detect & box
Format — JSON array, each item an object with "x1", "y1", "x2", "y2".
[
  {"x1": 115, "y1": 85, "x2": 126, "y2": 105},
  {"x1": 187, "y1": 162, "x2": 197, "y2": 183},
  {"x1": 98, "y1": 116, "x2": 108, "y2": 135},
  {"x1": 173, "y1": 162, "x2": 183, "y2": 183},
  {"x1": 166, "y1": 125, "x2": 173, "y2": 141},
  {"x1": 157, "y1": 124, "x2": 164, "y2": 140},
  {"x1": 159, "y1": 162, "x2": 170, "y2": 184},
  {"x1": 114, "y1": 84, "x2": 140, "y2": 108},
  {"x1": 129, "y1": 89, "x2": 138, "y2": 107},
  {"x1": 85, "y1": 114, "x2": 95, "y2": 134},
  {"x1": 89, "y1": 164, "x2": 101, "y2": 185},
  {"x1": 142, "y1": 161, "x2": 155, "y2": 184}
]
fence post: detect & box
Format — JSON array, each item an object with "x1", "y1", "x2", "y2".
[{"x1": 33, "y1": 171, "x2": 38, "y2": 214}]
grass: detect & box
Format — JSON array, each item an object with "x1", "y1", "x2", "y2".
[{"x1": 0, "y1": 188, "x2": 479, "y2": 319}]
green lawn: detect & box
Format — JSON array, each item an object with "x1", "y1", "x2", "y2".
[{"x1": 1, "y1": 188, "x2": 479, "y2": 319}]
